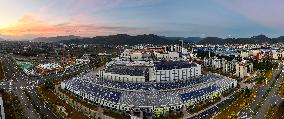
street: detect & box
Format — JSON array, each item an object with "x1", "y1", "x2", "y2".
[
  {"x1": 239, "y1": 67, "x2": 283, "y2": 119},
  {"x1": 0, "y1": 55, "x2": 90, "y2": 119}
]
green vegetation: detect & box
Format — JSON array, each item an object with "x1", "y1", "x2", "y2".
[
  {"x1": 37, "y1": 66, "x2": 98, "y2": 118},
  {"x1": 214, "y1": 89, "x2": 255, "y2": 119},
  {"x1": 195, "y1": 51, "x2": 215, "y2": 59},
  {"x1": 1, "y1": 90, "x2": 26, "y2": 119},
  {"x1": 245, "y1": 70, "x2": 273, "y2": 86},
  {"x1": 0, "y1": 61, "x2": 4, "y2": 80},
  {"x1": 217, "y1": 55, "x2": 235, "y2": 61},
  {"x1": 157, "y1": 112, "x2": 184, "y2": 119},
  {"x1": 253, "y1": 60, "x2": 278, "y2": 71},
  {"x1": 255, "y1": 76, "x2": 266, "y2": 84},
  {"x1": 61, "y1": 34, "x2": 178, "y2": 45},
  {"x1": 265, "y1": 77, "x2": 284, "y2": 118},
  {"x1": 43, "y1": 80, "x2": 55, "y2": 90},
  {"x1": 38, "y1": 83, "x2": 89, "y2": 119},
  {"x1": 244, "y1": 88, "x2": 252, "y2": 97},
  {"x1": 265, "y1": 102, "x2": 284, "y2": 118},
  {"x1": 188, "y1": 97, "x2": 221, "y2": 114},
  {"x1": 253, "y1": 74, "x2": 277, "y2": 115},
  {"x1": 198, "y1": 35, "x2": 283, "y2": 45},
  {"x1": 222, "y1": 86, "x2": 239, "y2": 97},
  {"x1": 59, "y1": 88, "x2": 98, "y2": 111},
  {"x1": 94, "y1": 55, "x2": 112, "y2": 68},
  {"x1": 103, "y1": 109, "x2": 131, "y2": 119},
  {"x1": 278, "y1": 77, "x2": 284, "y2": 98}
]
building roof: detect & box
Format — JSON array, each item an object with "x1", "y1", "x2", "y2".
[{"x1": 154, "y1": 61, "x2": 197, "y2": 70}]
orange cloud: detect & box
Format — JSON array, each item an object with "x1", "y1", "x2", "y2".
[
  {"x1": 0, "y1": 15, "x2": 99, "y2": 38},
  {"x1": 0, "y1": 15, "x2": 147, "y2": 39}
]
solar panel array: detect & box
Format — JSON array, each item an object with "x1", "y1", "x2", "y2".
[
  {"x1": 105, "y1": 65, "x2": 146, "y2": 76},
  {"x1": 180, "y1": 85, "x2": 219, "y2": 102},
  {"x1": 154, "y1": 61, "x2": 197, "y2": 70},
  {"x1": 86, "y1": 74, "x2": 220, "y2": 90},
  {"x1": 63, "y1": 73, "x2": 235, "y2": 109},
  {"x1": 65, "y1": 78, "x2": 121, "y2": 103}
]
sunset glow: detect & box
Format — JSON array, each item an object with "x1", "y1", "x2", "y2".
[{"x1": 1, "y1": 0, "x2": 284, "y2": 39}]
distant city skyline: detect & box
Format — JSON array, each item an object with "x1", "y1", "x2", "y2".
[{"x1": 1, "y1": 0, "x2": 284, "y2": 39}]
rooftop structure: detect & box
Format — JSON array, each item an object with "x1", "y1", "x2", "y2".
[
  {"x1": 61, "y1": 73, "x2": 237, "y2": 111},
  {"x1": 61, "y1": 45, "x2": 237, "y2": 117},
  {"x1": 154, "y1": 61, "x2": 196, "y2": 70}
]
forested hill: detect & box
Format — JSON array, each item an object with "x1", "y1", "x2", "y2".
[
  {"x1": 198, "y1": 35, "x2": 284, "y2": 44},
  {"x1": 60, "y1": 34, "x2": 179, "y2": 45}
]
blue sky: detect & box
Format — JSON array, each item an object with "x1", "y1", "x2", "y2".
[{"x1": 0, "y1": 0, "x2": 283, "y2": 39}]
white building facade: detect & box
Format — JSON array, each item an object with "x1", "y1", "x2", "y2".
[{"x1": 235, "y1": 62, "x2": 253, "y2": 79}]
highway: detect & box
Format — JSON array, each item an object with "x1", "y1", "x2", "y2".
[
  {"x1": 1, "y1": 55, "x2": 57, "y2": 119},
  {"x1": 254, "y1": 70, "x2": 283, "y2": 118},
  {"x1": 184, "y1": 65, "x2": 284, "y2": 119},
  {"x1": 186, "y1": 89, "x2": 240, "y2": 119},
  {"x1": 239, "y1": 67, "x2": 283, "y2": 119},
  {"x1": 0, "y1": 55, "x2": 90, "y2": 119},
  {"x1": 2, "y1": 52, "x2": 282, "y2": 119}
]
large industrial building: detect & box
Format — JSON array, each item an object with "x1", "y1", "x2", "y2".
[
  {"x1": 98, "y1": 60, "x2": 201, "y2": 83},
  {"x1": 60, "y1": 45, "x2": 237, "y2": 117},
  {"x1": 61, "y1": 73, "x2": 236, "y2": 113}
]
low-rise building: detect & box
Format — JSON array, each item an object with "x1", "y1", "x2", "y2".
[
  {"x1": 235, "y1": 61, "x2": 253, "y2": 79},
  {"x1": 222, "y1": 59, "x2": 236, "y2": 73},
  {"x1": 272, "y1": 50, "x2": 284, "y2": 60},
  {"x1": 204, "y1": 57, "x2": 236, "y2": 73}
]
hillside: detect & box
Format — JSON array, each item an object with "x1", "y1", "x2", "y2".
[
  {"x1": 198, "y1": 35, "x2": 284, "y2": 44},
  {"x1": 60, "y1": 34, "x2": 178, "y2": 45},
  {"x1": 163, "y1": 37, "x2": 202, "y2": 43},
  {"x1": 33, "y1": 35, "x2": 82, "y2": 43}
]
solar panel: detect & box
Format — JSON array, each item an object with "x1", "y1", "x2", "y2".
[{"x1": 179, "y1": 85, "x2": 219, "y2": 102}]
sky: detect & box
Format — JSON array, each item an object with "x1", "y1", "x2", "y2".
[{"x1": 1, "y1": 0, "x2": 284, "y2": 39}]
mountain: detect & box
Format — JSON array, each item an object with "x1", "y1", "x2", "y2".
[
  {"x1": 183, "y1": 37, "x2": 203, "y2": 43},
  {"x1": 198, "y1": 37, "x2": 225, "y2": 44},
  {"x1": 163, "y1": 36, "x2": 202, "y2": 43},
  {"x1": 60, "y1": 34, "x2": 178, "y2": 45},
  {"x1": 33, "y1": 35, "x2": 82, "y2": 43},
  {"x1": 197, "y1": 35, "x2": 284, "y2": 45}
]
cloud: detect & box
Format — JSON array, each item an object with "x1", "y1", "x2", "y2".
[
  {"x1": 0, "y1": 14, "x2": 148, "y2": 39},
  {"x1": 215, "y1": 0, "x2": 284, "y2": 29}
]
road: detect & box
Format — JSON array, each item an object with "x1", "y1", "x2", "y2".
[
  {"x1": 239, "y1": 68, "x2": 282, "y2": 119},
  {"x1": 186, "y1": 89, "x2": 239, "y2": 119},
  {"x1": 255, "y1": 70, "x2": 283, "y2": 118},
  {"x1": 2, "y1": 55, "x2": 41, "y2": 119},
  {"x1": 183, "y1": 66, "x2": 283, "y2": 119},
  {"x1": 0, "y1": 55, "x2": 91, "y2": 119},
  {"x1": 1, "y1": 55, "x2": 57, "y2": 119}
]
